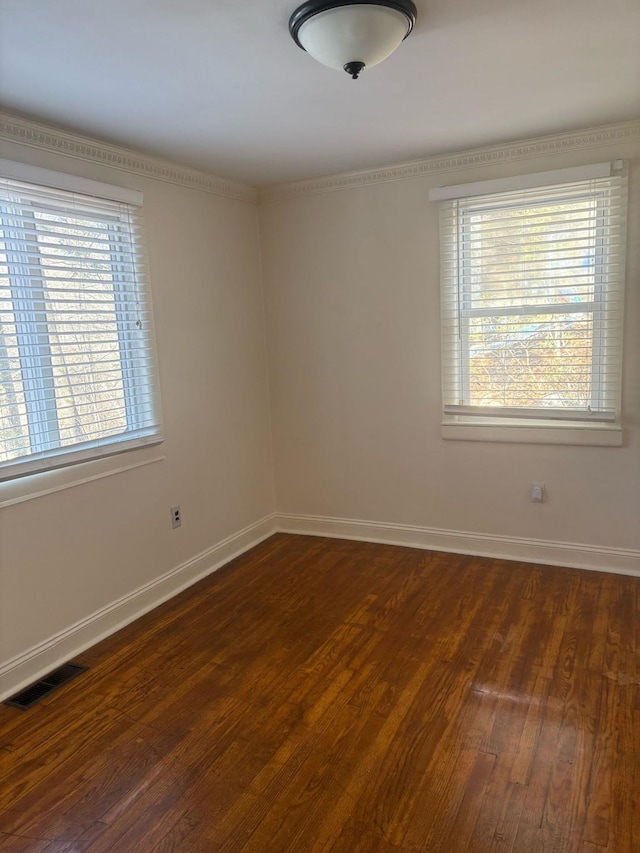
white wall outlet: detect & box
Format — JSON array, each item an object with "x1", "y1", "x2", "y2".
[
  {"x1": 171, "y1": 505, "x2": 181, "y2": 528},
  {"x1": 530, "y1": 483, "x2": 545, "y2": 503}
]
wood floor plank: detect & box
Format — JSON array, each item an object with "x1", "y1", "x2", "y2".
[
  {"x1": 448, "y1": 750, "x2": 497, "y2": 848},
  {"x1": 1, "y1": 534, "x2": 639, "y2": 852}
]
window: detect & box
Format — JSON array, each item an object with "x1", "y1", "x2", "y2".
[
  {"x1": 431, "y1": 163, "x2": 627, "y2": 445},
  {"x1": 0, "y1": 161, "x2": 162, "y2": 481}
]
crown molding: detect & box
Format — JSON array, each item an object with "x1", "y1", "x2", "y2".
[
  {"x1": 3, "y1": 113, "x2": 638, "y2": 206},
  {"x1": 260, "y1": 120, "x2": 640, "y2": 203},
  {"x1": 0, "y1": 113, "x2": 258, "y2": 204}
]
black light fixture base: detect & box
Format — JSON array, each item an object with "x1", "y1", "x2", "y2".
[{"x1": 344, "y1": 61, "x2": 365, "y2": 79}]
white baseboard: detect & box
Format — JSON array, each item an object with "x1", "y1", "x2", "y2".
[
  {"x1": 4, "y1": 510, "x2": 638, "y2": 702},
  {"x1": 0, "y1": 513, "x2": 276, "y2": 703},
  {"x1": 276, "y1": 513, "x2": 640, "y2": 577}
]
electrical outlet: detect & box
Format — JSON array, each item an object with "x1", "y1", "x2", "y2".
[
  {"x1": 171, "y1": 505, "x2": 181, "y2": 528},
  {"x1": 530, "y1": 483, "x2": 545, "y2": 503}
]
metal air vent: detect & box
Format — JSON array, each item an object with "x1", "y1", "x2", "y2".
[{"x1": 4, "y1": 663, "x2": 88, "y2": 710}]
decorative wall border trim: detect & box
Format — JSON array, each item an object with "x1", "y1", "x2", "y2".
[
  {"x1": 276, "y1": 513, "x2": 640, "y2": 577},
  {"x1": 260, "y1": 120, "x2": 640, "y2": 202},
  {"x1": 4, "y1": 113, "x2": 638, "y2": 206},
  {"x1": 0, "y1": 112, "x2": 258, "y2": 204},
  {"x1": 0, "y1": 513, "x2": 276, "y2": 702}
]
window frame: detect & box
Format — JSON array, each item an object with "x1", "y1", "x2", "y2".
[
  {"x1": 431, "y1": 162, "x2": 627, "y2": 446},
  {"x1": 0, "y1": 160, "x2": 163, "y2": 482}
]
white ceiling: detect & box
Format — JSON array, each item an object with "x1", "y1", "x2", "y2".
[{"x1": 1, "y1": 0, "x2": 639, "y2": 187}]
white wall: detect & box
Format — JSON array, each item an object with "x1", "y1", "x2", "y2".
[
  {"x1": 260, "y1": 133, "x2": 640, "y2": 558},
  {"x1": 2, "y1": 119, "x2": 639, "y2": 699},
  {"x1": 0, "y1": 134, "x2": 275, "y2": 689}
]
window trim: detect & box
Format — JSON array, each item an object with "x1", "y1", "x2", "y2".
[
  {"x1": 431, "y1": 162, "x2": 627, "y2": 445},
  {"x1": 0, "y1": 159, "x2": 142, "y2": 205},
  {"x1": 441, "y1": 419, "x2": 623, "y2": 447},
  {"x1": 429, "y1": 162, "x2": 614, "y2": 201},
  {"x1": 0, "y1": 446, "x2": 166, "y2": 508},
  {"x1": 0, "y1": 160, "x2": 163, "y2": 481}
]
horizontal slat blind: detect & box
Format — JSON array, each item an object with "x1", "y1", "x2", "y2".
[
  {"x1": 439, "y1": 170, "x2": 627, "y2": 423},
  {"x1": 0, "y1": 171, "x2": 162, "y2": 480}
]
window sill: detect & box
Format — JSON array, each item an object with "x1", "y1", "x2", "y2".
[
  {"x1": 441, "y1": 419, "x2": 623, "y2": 447},
  {"x1": 0, "y1": 444, "x2": 166, "y2": 509}
]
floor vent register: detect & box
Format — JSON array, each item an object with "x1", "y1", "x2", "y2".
[{"x1": 4, "y1": 663, "x2": 88, "y2": 710}]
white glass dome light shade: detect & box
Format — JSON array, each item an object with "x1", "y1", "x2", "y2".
[
  {"x1": 289, "y1": 1, "x2": 417, "y2": 78},
  {"x1": 298, "y1": 6, "x2": 409, "y2": 70}
]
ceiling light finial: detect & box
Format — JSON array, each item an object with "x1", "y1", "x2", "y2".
[
  {"x1": 344, "y1": 61, "x2": 365, "y2": 80},
  {"x1": 289, "y1": 1, "x2": 417, "y2": 80}
]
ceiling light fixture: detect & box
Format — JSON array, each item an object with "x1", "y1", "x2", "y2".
[{"x1": 289, "y1": 0, "x2": 417, "y2": 80}]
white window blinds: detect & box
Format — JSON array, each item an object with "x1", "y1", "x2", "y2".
[
  {"x1": 0, "y1": 165, "x2": 162, "y2": 481},
  {"x1": 435, "y1": 164, "x2": 627, "y2": 424}
]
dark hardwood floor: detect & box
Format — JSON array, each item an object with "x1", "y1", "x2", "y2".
[{"x1": 1, "y1": 533, "x2": 639, "y2": 852}]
